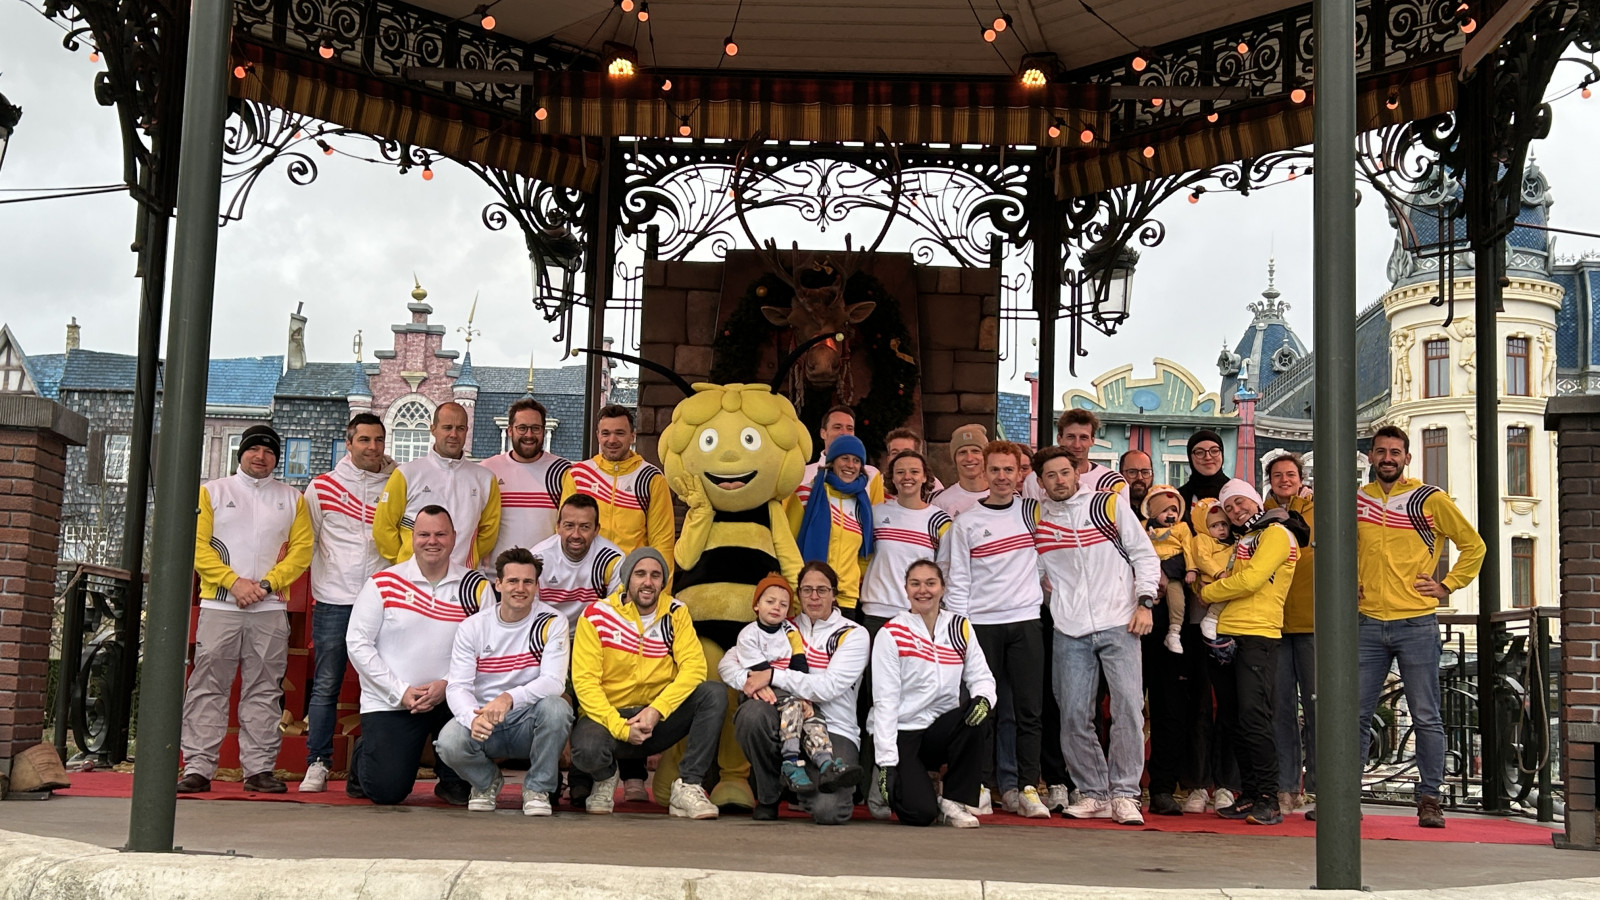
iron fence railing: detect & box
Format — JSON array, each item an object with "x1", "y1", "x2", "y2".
[
  {"x1": 1358, "y1": 608, "x2": 1560, "y2": 821},
  {"x1": 52, "y1": 563, "x2": 140, "y2": 767}
]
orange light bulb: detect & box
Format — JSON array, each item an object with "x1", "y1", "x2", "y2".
[
  {"x1": 1079, "y1": 128, "x2": 1095, "y2": 144},
  {"x1": 1048, "y1": 124, "x2": 1061, "y2": 138},
  {"x1": 535, "y1": 107, "x2": 548, "y2": 121},
  {"x1": 724, "y1": 38, "x2": 739, "y2": 56},
  {"x1": 234, "y1": 64, "x2": 247, "y2": 79},
  {"x1": 89, "y1": 51, "x2": 100, "y2": 62},
  {"x1": 481, "y1": 13, "x2": 495, "y2": 29},
  {"x1": 1151, "y1": 97, "x2": 1162, "y2": 107},
  {"x1": 1131, "y1": 55, "x2": 1147, "y2": 72},
  {"x1": 1206, "y1": 113, "x2": 1219, "y2": 123},
  {"x1": 679, "y1": 123, "x2": 692, "y2": 136},
  {"x1": 1461, "y1": 17, "x2": 1476, "y2": 33},
  {"x1": 319, "y1": 41, "x2": 334, "y2": 59},
  {"x1": 983, "y1": 27, "x2": 997, "y2": 42},
  {"x1": 1237, "y1": 41, "x2": 1249, "y2": 54},
  {"x1": 661, "y1": 78, "x2": 672, "y2": 91},
  {"x1": 422, "y1": 167, "x2": 434, "y2": 181},
  {"x1": 992, "y1": 16, "x2": 1007, "y2": 32},
  {"x1": 1585, "y1": 87, "x2": 1594, "y2": 99},
  {"x1": 1142, "y1": 145, "x2": 1155, "y2": 159},
  {"x1": 1291, "y1": 87, "x2": 1307, "y2": 103}
]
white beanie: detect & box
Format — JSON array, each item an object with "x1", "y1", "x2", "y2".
[{"x1": 1216, "y1": 479, "x2": 1263, "y2": 510}]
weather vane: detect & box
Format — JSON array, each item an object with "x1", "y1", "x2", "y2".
[
  {"x1": 352, "y1": 329, "x2": 363, "y2": 362},
  {"x1": 525, "y1": 350, "x2": 537, "y2": 396},
  {"x1": 457, "y1": 292, "x2": 481, "y2": 347}
]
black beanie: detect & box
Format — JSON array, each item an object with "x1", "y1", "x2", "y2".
[
  {"x1": 1187, "y1": 429, "x2": 1224, "y2": 460},
  {"x1": 238, "y1": 424, "x2": 282, "y2": 461}
]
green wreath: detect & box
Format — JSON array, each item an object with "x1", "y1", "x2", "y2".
[{"x1": 711, "y1": 271, "x2": 919, "y2": 459}]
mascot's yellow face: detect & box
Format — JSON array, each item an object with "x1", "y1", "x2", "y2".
[{"x1": 661, "y1": 383, "x2": 812, "y2": 511}]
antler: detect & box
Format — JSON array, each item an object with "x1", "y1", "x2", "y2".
[
  {"x1": 732, "y1": 132, "x2": 798, "y2": 289},
  {"x1": 838, "y1": 128, "x2": 904, "y2": 277}
]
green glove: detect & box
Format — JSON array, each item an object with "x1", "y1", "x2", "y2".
[
  {"x1": 878, "y1": 765, "x2": 897, "y2": 805},
  {"x1": 965, "y1": 697, "x2": 992, "y2": 727}
]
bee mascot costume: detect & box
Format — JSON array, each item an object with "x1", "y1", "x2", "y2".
[{"x1": 583, "y1": 344, "x2": 821, "y2": 809}]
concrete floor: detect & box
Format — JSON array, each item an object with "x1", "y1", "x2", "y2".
[{"x1": 5, "y1": 795, "x2": 1598, "y2": 891}]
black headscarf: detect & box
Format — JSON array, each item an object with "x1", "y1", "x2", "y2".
[{"x1": 1178, "y1": 428, "x2": 1230, "y2": 510}]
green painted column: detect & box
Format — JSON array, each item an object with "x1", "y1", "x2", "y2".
[
  {"x1": 125, "y1": 0, "x2": 232, "y2": 853},
  {"x1": 1311, "y1": 0, "x2": 1361, "y2": 888}
]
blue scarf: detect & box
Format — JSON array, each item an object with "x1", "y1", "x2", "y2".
[{"x1": 798, "y1": 469, "x2": 875, "y2": 564}]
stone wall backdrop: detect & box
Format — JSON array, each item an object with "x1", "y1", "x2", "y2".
[
  {"x1": 633, "y1": 253, "x2": 998, "y2": 488},
  {"x1": 1547, "y1": 394, "x2": 1600, "y2": 850}
]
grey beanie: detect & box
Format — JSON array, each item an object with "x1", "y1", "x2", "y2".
[{"x1": 620, "y1": 546, "x2": 669, "y2": 588}]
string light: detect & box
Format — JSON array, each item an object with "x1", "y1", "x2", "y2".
[
  {"x1": 724, "y1": 36, "x2": 739, "y2": 56},
  {"x1": 1386, "y1": 89, "x2": 1400, "y2": 110},
  {"x1": 637, "y1": 1, "x2": 649, "y2": 21},
  {"x1": 422, "y1": 165, "x2": 434, "y2": 181},
  {"x1": 661, "y1": 78, "x2": 673, "y2": 91},
  {"x1": 233, "y1": 64, "x2": 248, "y2": 79},
  {"x1": 1142, "y1": 145, "x2": 1155, "y2": 159},
  {"x1": 318, "y1": 139, "x2": 334, "y2": 156},
  {"x1": 1206, "y1": 112, "x2": 1219, "y2": 123},
  {"x1": 992, "y1": 13, "x2": 1012, "y2": 32},
  {"x1": 89, "y1": 51, "x2": 100, "y2": 62},
  {"x1": 620, "y1": 0, "x2": 635, "y2": 11},
  {"x1": 1287, "y1": 165, "x2": 1298, "y2": 180},
  {"x1": 726, "y1": 188, "x2": 735, "y2": 199},
  {"x1": 474, "y1": 5, "x2": 495, "y2": 30},
  {"x1": 1047, "y1": 121, "x2": 1062, "y2": 139},
  {"x1": 318, "y1": 38, "x2": 334, "y2": 59},
  {"x1": 982, "y1": 26, "x2": 997, "y2": 42},
  {"x1": 1237, "y1": 40, "x2": 1250, "y2": 55},
  {"x1": 1291, "y1": 87, "x2": 1307, "y2": 103},
  {"x1": 1584, "y1": 86, "x2": 1594, "y2": 99},
  {"x1": 1460, "y1": 17, "x2": 1476, "y2": 33},
  {"x1": 679, "y1": 116, "x2": 692, "y2": 137},
  {"x1": 1079, "y1": 126, "x2": 1096, "y2": 144},
  {"x1": 534, "y1": 106, "x2": 548, "y2": 121},
  {"x1": 1150, "y1": 97, "x2": 1162, "y2": 107},
  {"x1": 1131, "y1": 54, "x2": 1147, "y2": 72},
  {"x1": 1188, "y1": 189, "x2": 1201, "y2": 204}
]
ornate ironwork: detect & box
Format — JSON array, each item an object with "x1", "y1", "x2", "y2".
[
  {"x1": 466, "y1": 163, "x2": 590, "y2": 348},
  {"x1": 1067, "y1": 0, "x2": 1466, "y2": 137}
]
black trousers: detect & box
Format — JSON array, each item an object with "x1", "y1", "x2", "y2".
[
  {"x1": 974, "y1": 619, "x2": 1044, "y2": 789},
  {"x1": 1208, "y1": 634, "x2": 1280, "y2": 803},
  {"x1": 857, "y1": 614, "x2": 892, "y2": 774},
  {"x1": 891, "y1": 701, "x2": 992, "y2": 826},
  {"x1": 569, "y1": 681, "x2": 728, "y2": 786},
  {"x1": 353, "y1": 706, "x2": 464, "y2": 805},
  {"x1": 734, "y1": 699, "x2": 860, "y2": 824},
  {"x1": 1036, "y1": 604, "x2": 1071, "y2": 787},
  {"x1": 1143, "y1": 615, "x2": 1210, "y2": 796}
]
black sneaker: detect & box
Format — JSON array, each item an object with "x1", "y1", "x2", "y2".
[
  {"x1": 1149, "y1": 792, "x2": 1183, "y2": 816},
  {"x1": 752, "y1": 801, "x2": 780, "y2": 821},
  {"x1": 1216, "y1": 798, "x2": 1256, "y2": 820},
  {"x1": 1246, "y1": 798, "x2": 1283, "y2": 826},
  {"x1": 435, "y1": 780, "x2": 472, "y2": 807}
]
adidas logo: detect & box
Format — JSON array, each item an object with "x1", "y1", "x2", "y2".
[
  {"x1": 421, "y1": 486, "x2": 432, "y2": 493},
  {"x1": 981, "y1": 529, "x2": 991, "y2": 538},
  {"x1": 225, "y1": 501, "x2": 236, "y2": 508}
]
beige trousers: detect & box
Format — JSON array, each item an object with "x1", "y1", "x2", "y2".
[{"x1": 180, "y1": 607, "x2": 289, "y2": 778}]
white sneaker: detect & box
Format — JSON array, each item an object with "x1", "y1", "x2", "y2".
[
  {"x1": 939, "y1": 797, "x2": 980, "y2": 828},
  {"x1": 1200, "y1": 616, "x2": 1219, "y2": 641},
  {"x1": 1017, "y1": 785, "x2": 1052, "y2": 819},
  {"x1": 1044, "y1": 784, "x2": 1071, "y2": 812},
  {"x1": 1069, "y1": 789, "x2": 1086, "y2": 807},
  {"x1": 623, "y1": 778, "x2": 650, "y2": 802},
  {"x1": 522, "y1": 789, "x2": 553, "y2": 817},
  {"x1": 999, "y1": 788, "x2": 1021, "y2": 814},
  {"x1": 1063, "y1": 795, "x2": 1112, "y2": 819},
  {"x1": 972, "y1": 785, "x2": 994, "y2": 816},
  {"x1": 1212, "y1": 787, "x2": 1236, "y2": 811},
  {"x1": 668, "y1": 779, "x2": 719, "y2": 819},
  {"x1": 587, "y1": 772, "x2": 620, "y2": 814},
  {"x1": 1181, "y1": 788, "x2": 1210, "y2": 814},
  {"x1": 467, "y1": 774, "x2": 504, "y2": 812},
  {"x1": 1163, "y1": 631, "x2": 1184, "y2": 655},
  {"x1": 298, "y1": 761, "x2": 329, "y2": 793},
  {"x1": 1111, "y1": 797, "x2": 1144, "y2": 825}
]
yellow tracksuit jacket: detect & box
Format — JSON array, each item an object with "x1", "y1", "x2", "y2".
[
  {"x1": 1200, "y1": 521, "x2": 1298, "y2": 639},
  {"x1": 560, "y1": 453, "x2": 676, "y2": 573},
  {"x1": 571, "y1": 590, "x2": 706, "y2": 740},
  {"x1": 1356, "y1": 477, "x2": 1486, "y2": 621},
  {"x1": 1264, "y1": 491, "x2": 1316, "y2": 634}
]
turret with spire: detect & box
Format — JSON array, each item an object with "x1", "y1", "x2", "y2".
[
  {"x1": 1218, "y1": 257, "x2": 1307, "y2": 412},
  {"x1": 347, "y1": 329, "x2": 373, "y2": 416}
]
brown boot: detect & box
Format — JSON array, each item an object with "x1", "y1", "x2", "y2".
[
  {"x1": 243, "y1": 772, "x2": 287, "y2": 793},
  {"x1": 1417, "y1": 794, "x2": 1445, "y2": 828},
  {"x1": 176, "y1": 773, "x2": 211, "y2": 794}
]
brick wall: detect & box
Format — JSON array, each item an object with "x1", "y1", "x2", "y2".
[
  {"x1": 0, "y1": 395, "x2": 89, "y2": 774},
  {"x1": 1546, "y1": 394, "x2": 1600, "y2": 850},
  {"x1": 633, "y1": 255, "x2": 998, "y2": 487}
]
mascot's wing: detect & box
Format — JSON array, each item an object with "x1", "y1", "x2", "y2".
[{"x1": 577, "y1": 348, "x2": 694, "y2": 398}]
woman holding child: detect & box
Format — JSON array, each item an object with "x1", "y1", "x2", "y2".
[{"x1": 721, "y1": 562, "x2": 869, "y2": 824}]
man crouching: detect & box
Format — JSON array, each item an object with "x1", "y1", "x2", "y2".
[
  {"x1": 569, "y1": 547, "x2": 727, "y2": 819},
  {"x1": 435, "y1": 547, "x2": 574, "y2": 815}
]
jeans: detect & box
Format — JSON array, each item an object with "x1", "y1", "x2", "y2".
[
  {"x1": 569, "y1": 681, "x2": 728, "y2": 785},
  {"x1": 434, "y1": 695, "x2": 574, "y2": 794},
  {"x1": 306, "y1": 603, "x2": 354, "y2": 766},
  {"x1": 1052, "y1": 626, "x2": 1144, "y2": 800},
  {"x1": 1358, "y1": 613, "x2": 1444, "y2": 798},
  {"x1": 1276, "y1": 632, "x2": 1317, "y2": 793},
  {"x1": 1209, "y1": 634, "x2": 1279, "y2": 803},
  {"x1": 352, "y1": 706, "x2": 465, "y2": 805},
  {"x1": 734, "y1": 699, "x2": 860, "y2": 825},
  {"x1": 889, "y1": 701, "x2": 993, "y2": 826},
  {"x1": 975, "y1": 620, "x2": 1044, "y2": 791}
]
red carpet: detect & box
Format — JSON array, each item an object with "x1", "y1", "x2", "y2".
[{"x1": 55, "y1": 772, "x2": 1554, "y2": 845}]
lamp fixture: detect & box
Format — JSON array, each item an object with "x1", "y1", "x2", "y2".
[
  {"x1": 1018, "y1": 54, "x2": 1058, "y2": 88},
  {"x1": 233, "y1": 63, "x2": 248, "y2": 79},
  {"x1": 604, "y1": 42, "x2": 639, "y2": 78}
]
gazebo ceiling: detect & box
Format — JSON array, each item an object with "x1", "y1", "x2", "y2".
[{"x1": 406, "y1": 0, "x2": 1305, "y2": 77}]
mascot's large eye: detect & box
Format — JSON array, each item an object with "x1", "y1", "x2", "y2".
[
  {"x1": 698, "y1": 428, "x2": 719, "y2": 452},
  {"x1": 740, "y1": 427, "x2": 762, "y2": 451}
]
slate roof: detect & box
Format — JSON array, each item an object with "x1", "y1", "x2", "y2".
[
  {"x1": 454, "y1": 352, "x2": 479, "y2": 390},
  {"x1": 41, "y1": 349, "x2": 283, "y2": 409},
  {"x1": 24, "y1": 352, "x2": 66, "y2": 400},
  {"x1": 610, "y1": 377, "x2": 638, "y2": 407},
  {"x1": 996, "y1": 391, "x2": 1032, "y2": 446},
  {"x1": 207, "y1": 356, "x2": 284, "y2": 408},
  {"x1": 277, "y1": 362, "x2": 362, "y2": 399}
]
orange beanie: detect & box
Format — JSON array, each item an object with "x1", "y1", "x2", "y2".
[{"x1": 752, "y1": 573, "x2": 793, "y2": 610}]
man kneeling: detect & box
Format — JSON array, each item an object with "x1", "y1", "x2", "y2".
[
  {"x1": 436, "y1": 548, "x2": 574, "y2": 815},
  {"x1": 569, "y1": 547, "x2": 727, "y2": 819}
]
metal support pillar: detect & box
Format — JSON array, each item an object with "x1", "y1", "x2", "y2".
[
  {"x1": 1311, "y1": 0, "x2": 1361, "y2": 888},
  {"x1": 1462, "y1": 66, "x2": 1506, "y2": 814},
  {"x1": 126, "y1": 0, "x2": 232, "y2": 853},
  {"x1": 1030, "y1": 161, "x2": 1061, "y2": 451},
  {"x1": 581, "y1": 139, "x2": 620, "y2": 458}
]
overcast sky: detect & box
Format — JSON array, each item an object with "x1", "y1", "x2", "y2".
[{"x1": 4, "y1": 2, "x2": 1598, "y2": 406}]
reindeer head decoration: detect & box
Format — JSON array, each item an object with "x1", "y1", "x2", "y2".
[{"x1": 733, "y1": 132, "x2": 903, "y2": 391}]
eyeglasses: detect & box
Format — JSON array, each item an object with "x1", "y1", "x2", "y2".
[
  {"x1": 1192, "y1": 447, "x2": 1223, "y2": 459},
  {"x1": 798, "y1": 586, "x2": 835, "y2": 597},
  {"x1": 1121, "y1": 468, "x2": 1154, "y2": 478}
]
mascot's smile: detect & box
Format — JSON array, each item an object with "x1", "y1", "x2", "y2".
[{"x1": 704, "y1": 471, "x2": 756, "y2": 490}]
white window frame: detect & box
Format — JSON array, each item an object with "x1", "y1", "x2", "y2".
[{"x1": 104, "y1": 434, "x2": 131, "y2": 484}]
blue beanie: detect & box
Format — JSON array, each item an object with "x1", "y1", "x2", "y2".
[{"x1": 826, "y1": 434, "x2": 867, "y2": 464}]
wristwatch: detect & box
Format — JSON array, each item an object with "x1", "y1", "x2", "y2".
[
  {"x1": 260, "y1": 578, "x2": 274, "y2": 594},
  {"x1": 1138, "y1": 595, "x2": 1157, "y2": 609}
]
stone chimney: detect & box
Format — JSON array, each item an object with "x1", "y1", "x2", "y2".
[
  {"x1": 287, "y1": 302, "x2": 307, "y2": 370},
  {"x1": 65, "y1": 317, "x2": 80, "y2": 354}
]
